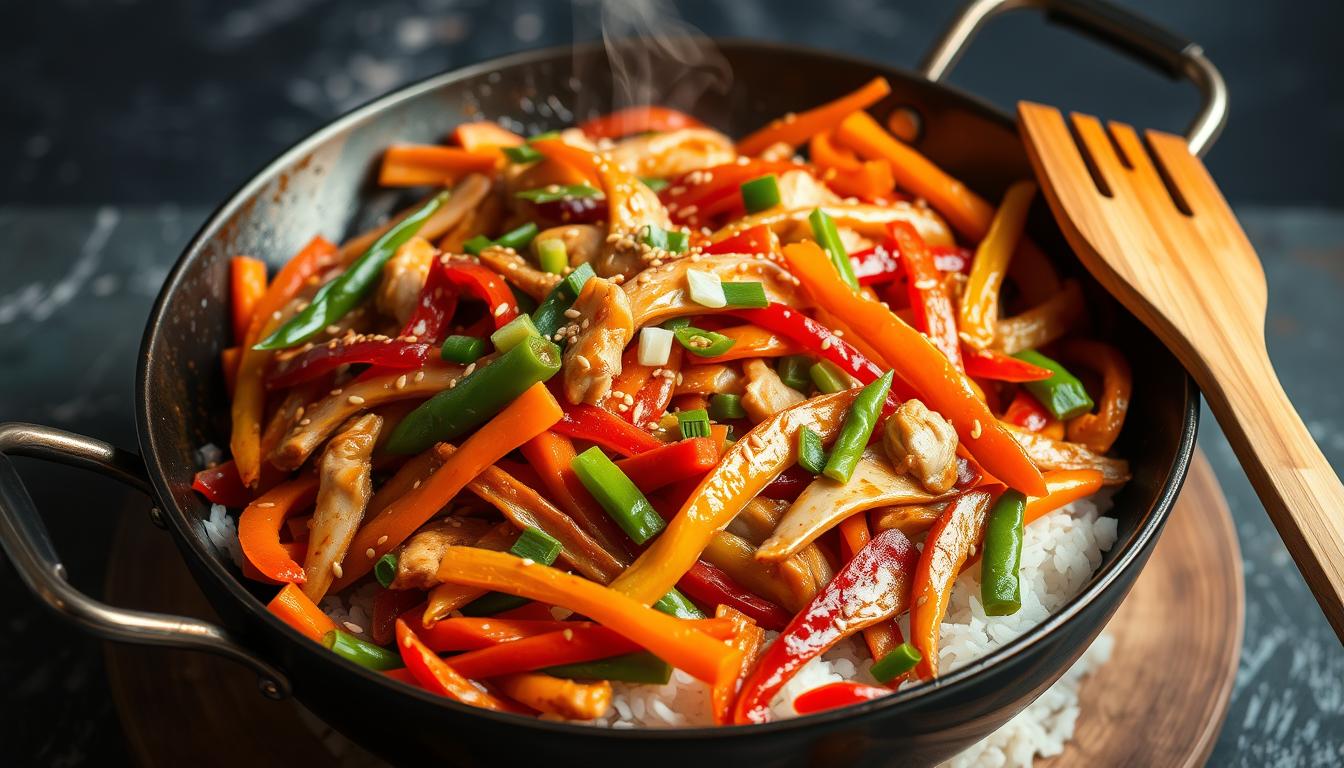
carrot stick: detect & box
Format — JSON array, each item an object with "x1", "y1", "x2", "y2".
[
  {"x1": 267, "y1": 583, "x2": 335, "y2": 642},
  {"x1": 1024, "y1": 469, "x2": 1104, "y2": 526},
  {"x1": 736, "y1": 77, "x2": 892, "y2": 157},
  {"x1": 435, "y1": 548, "x2": 742, "y2": 685},
  {"x1": 331, "y1": 384, "x2": 562, "y2": 590},
  {"x1": 494, "y1": 673, "x2": 612, "y2": 720},
  {"x1": 378, "y1": 144, "x2": 499, "y2": 188},
  {"x1": 230, "y1": 236, "x2": 337, "y2": 486},
  {"x1": 238, "y1": 476, "x2": 319, "y2": 583},
  {"x1": 452, "y1": 122, "x2": 524, "y2": 152},
  {"x1": 781, "y1": 241, "x2": 1046, "y2": 496},
  {"x1": 414, "y1": 617, "x2": 586, "y2": 652},
  {"x1": 229, "y1": 256, "x2": 267, "y2": 345}
]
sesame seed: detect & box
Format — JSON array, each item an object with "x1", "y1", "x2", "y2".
[
  {"x1": 343, "y1": 621, "x2": 363, "y2": 633},
  {"x1": 347, "y1": 395, "x2": 365, "y2": 405},
  {"x1": 255, "y1": 501, "x2": 276, "y2": 508},
  {"x1": 299, "y1": 418, "x2": 312, "y2": 426},
  {"x1": 563, "y1": 629, "x2": 574, "y2": 641},
  {"x1": 493, "y1": 303, "x2": 509, "y2": 317},
  {"x1": 332, "y1": 562, "x2": 344, "y2": 578},
  {"x1": 366, "y1": 548, "x2": 376, "y2": 558},
  {"x1": 414, "y1": 371, "x2": 425, "y2": 383},
  {"x1": 395, "y1": 374, "x2": 407, "y2": 389},
  {"x1": 971, "y1": 419, "x2": 983, "y2": 439},
  {"x1": 377, "y1": 535, "x2": 388, "y2": 545},
  {"x1": 563, "y1": 308, "x2": 581, "y2": 318},
  {"x1": 521, "y1": 558, "x2": 535, "y2": 566}
]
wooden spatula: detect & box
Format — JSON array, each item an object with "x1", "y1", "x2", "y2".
[{"x1": 1018, "y1": 101, "x2": 1344, "y2": 642}]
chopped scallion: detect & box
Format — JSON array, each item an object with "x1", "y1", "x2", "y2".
[
  {"x1": 494, "y1": 222, "x2": 539, "y2": 251},
  {"x1": 673, "y1": 326, "x2": 735, "y2": 357},
  {"x1": 489, "y1": 314, "x2": 540, "y2": 354},
  {"x1": 721, "y1": 281, "x2": 769, "y2": 309},
  {"x1": 502, "y1": 144, "x2": 543, "y2": 164},
  {"x1": 708, "y1": 393, "x2": 747, "y2": 421},
  {"x1": 870, "y1": 643, "x2": 922, "y2": 683},
  {"x1": 536, "y1": 238, "x2": 568, "y2": 274},
  {"x1": 809, "y1": 359, "x2": 852, "y2": 394},
  {"x1": 374, "y1": 553, "x2": 398, "y2": 588},
  {"x1": 776, "y1": 354, "x2": 814, "y2": 393},
  {"x1": 686, "y1": 268, "x2": 726, "y2": 308},
  {"x1": 638, "y1": 326, "x2": 675, "y2": 367},
  {"x1": 640, "y1": 224, "x2": 689, "y2": 254},
  {"x1": 516, "y1": 184, "x2": 602, "y2": 203},
  {"x1": 809, "y1": 208, "x2": 860, "y2": 291},
  {"x1": 323, "y1": 630, "x2": 402, "y2": 671},
  {"x1": 463, "y1": 234, "x2": 493, "y2": 256},
  {"x1": 440, "y1": 335, "x2": 487, "y2": 363},
  {"x1": 509, "y1": 527, "x2": 563, "y2": 565},
  {"x1": 740, "y1": 173, "x2": 781, "y2": 213},
  {"x1": 797, "y1": 426, "x2": 829, "y2": 474},
  {"x1": 677, "y1": 408, "x2": 712, "y2": 439},
  {"x1": 570, "y1": 447, "x2": 665, "y2": 544}
]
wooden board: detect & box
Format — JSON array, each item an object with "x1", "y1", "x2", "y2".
[{"x1": 105, "y1": 451, "x2": 1241, "y2": 767}]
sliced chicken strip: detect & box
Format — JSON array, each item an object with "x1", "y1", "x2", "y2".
[
  {"x1": 605, "y1": 128, "x2": 736, "y2": 178},
  {"x1": 883, "y1": 398, "x2": 960, "y2": 494},
  {"x1": 741, "y1": 359, "x2": 805, "y2": 422},
  {"x1": 625, "y1": 254, "x2": 807, "y2": 329},
  {"x1": 375, "y1": 236, "x2": 436, "y2": 326},
  {"x1": 391, "y1": 517, "x2": 494, "y2": 590},
  {"x1": 479, "y1": 246, "x2": 561, "y2": 301},
  {"x1": 710, "y1": 201, "x2": 954, "y2": 247},
  {"x1": 302, "y1": 413, "x2": 382, "y2": 602},
  {"x1": 560, "y1": 277, "x2": 634, "y2": 405},
  {"x1": 1003, "y1": 424, "x2": 1132, "y2": 485},
  {"x1": 775, "y1": 169, "x2": 842, "y2": 210}
]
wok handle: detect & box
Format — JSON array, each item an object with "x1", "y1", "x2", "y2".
[
  {"x1": 0, "y1": 422, "x2": 291, "y2": 700},
  {"x1": 921, "y1": 0, "x2": 1227, "y2": 156}
]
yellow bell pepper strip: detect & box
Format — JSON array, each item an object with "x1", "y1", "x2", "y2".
[
  {"x1": 910, "y1": 489, "x2": 995, "y2": 679},
  {"x1": 994, "y1": 280, "x2": 1085, "y2": 355},
  {"x1": 433, "y1": 547, "x2": 742, "y2": 686},
  {"x1": 494, "y1": 673, "x2": 613, "y2": 720},
  {"x1": 1058, "y1": 340, "x2": 1133, "y2": 454},
  {"x1": 230, "y1": 236, "x2": 338, "y2": 486},
  {"x1": 267, "y1": 582, "x2": 336, "y2": 642},
  {"x1": 782, "y1": 241, "x2": 1047, "y2": 496},
  {"x1": 330, "y1": 383, "x2": 562, "y2": 591},
  {"x1": 607, "y1": 390, "x2": 860, "y2": 606},
  {"x1": 732, "y1": 528, "x2": 919, "y2": 723},
  {"x1": 711, "y1": 605, "x2": 766, "y2": 725},
  {"x1": 958, "y1": 181, "x2": 1037, "y2": 350},
  {"x1": 394, "y1": 619, "x2": 517, "y2": 712},
  {"x1": 238, "y1": 476, "x2": 319, "y2": 584},
  {"x1": 736, "y1": 77, "x2": 891, "y2": 157}
]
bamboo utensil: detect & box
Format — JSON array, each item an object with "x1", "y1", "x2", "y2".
[{"x1": 1018, "y1": 101, "x2": 1344, "y2": 642}]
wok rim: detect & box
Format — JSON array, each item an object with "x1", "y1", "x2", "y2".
[{"x1": 135, "y1": 37, "x2": 1199, "y2": 739}]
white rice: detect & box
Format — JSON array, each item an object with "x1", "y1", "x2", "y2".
[
  {"x1": 202, "y1": 503, "x2": 245, "y2": 569},
  {"x1": 589, "y1": 494, "x2": 1120, "y2": 768}
]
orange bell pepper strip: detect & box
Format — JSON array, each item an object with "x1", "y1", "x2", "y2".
[
  {"x1": 243, "y1": 540, "x2": 307, "y2": 584},
  {"x1": 519, "y1": 431, "x2": 632, "y2": 559},
  {"x1": 613, "y1": 437, "x2": 720, "y2": 494},
  {"x1": 230, "y1": 236, "x2": 338, "y2": 486},
  {"x1": 837, "y1": 513, "x2": 904, "y2": 668},
  {"x1": 238, "y1": 476, "x2": 319, "y2": 583},
  {"x1": 229, "y1": 256, "x2": 267, "y2": 345},
  {"x1": 1058, "y1": 340, "x2": 1132, "y2": 454},
  {"x1": 494, "y1": 673, "x2": 613, "y2": 720},
  {"x1": 687, "y1": 324, "x2": 803, "y2": 364},
  {"x1": 435, "y1": 548, "x2": 742, "y2": 685},
  {"x1": 736, "y1": 77, "x2": 891, "y2": 157},
  {"x1": 711, "y1": 605, "x2": 766, "y2": 725},
  {"x1": 609, "y1": 390, "x2": 860, "y2": 606},
  {"x1": 377, "y1": 144, "x2": 498, "y2": 188},
  {"x1": 909, "y1": 489, "x2": 995, "y2": 679},
  {"x1": 267, "y1": 582, "x2": 335, "y2": 642},
  {"x1": 1024, "y1": 469, "x2": 1105, "y2": 525},
  {"x1": 579, "y1": 106, "x2": 704, "y2": 140},
  {"x1": 958, "y1": 181, "x2": 1036, "y2": 349},
  {"x1": 394, "y1": 619, "x2": 517, "y2": 711},
  {"x1": 890, "y1": 222, "x2": 962, "y2": 369},
  {"x1": 452, "y1": 122, "x2": 524, "y2": 152},
  {"x1": 783, "y1": 241, "x2": 1046, "y2": 496},
  {"x1": 810, "y1": 130, "x2": 896, "y2": 200},
  {"x1": 331, "y1": 384, "x2": 562, "y2": 590}
]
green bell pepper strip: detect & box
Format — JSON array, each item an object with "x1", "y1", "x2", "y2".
[
  {"x1": 570, "y1": 446, "x2": 665, "y2": 545},
  {"x1": 708, "y1": 393, "x2": 747, "y2": 421},
  {"x1": 981, "y1": 490, "x2": 1027, "y2": 616},
  {"x1": 531, "y1": 263, "x2": 596, "y2": 338},
  {"x1": 673, "y1": 326, "x2": 735, "y2": 357},
  {"x1": 323, "y1": 630, "x2": 403, "y2": 671},
  {"x1": 740, "y1": 174, "x2": 781, "y2": 214},
  {"x1": 796, "y1": 426, "x2": 829, "y2": 474},
  {"x1": 822, "y1": 371, "x2": 893, "y2": 483},
  {"x1": 652, "y1": 587, "x2": 705, "y2": 619},
  {"x1": 255, "y1": 191, "x2": 450, "y2": 350},
  {"x1": 870, "y1": 642, "x2": 922, "y2": 683},
  {"x1": 544, "y1": 651, "x2": 672, "y2": 684},
  {"x1": 384, "y1": 335, "x2": 562, "y2": 454},
  {"x1": 809, "y1": 359, "x2": 851, "y2": 394},
  {"x1": 1012, "y1": 349, "x2": 1095, "y2": 420},
  {"x1": 776, "y1": 354, "x2": 814, "y2": 393},
  {"x1": 808, "y1": 208, "x2": 860, "y2": 291}
]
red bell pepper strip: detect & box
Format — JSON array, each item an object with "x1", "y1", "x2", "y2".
[
  {"x1": 394, "y1": 619, "x2": 517, "y2": 711},
  {"x1": 192, "y1": 459, "x2": 289, "y2": 507},
  {"x1": 792, "y1": 681, "x2": 891, "y2": 715},
  {"x1": 627, "y1": 346, "x2": 682, "y2": 428},
  {"x1": 910, "y1": 489, "x2": 996, "y2": 680},
  {"x1": 613, "y1": 437, "x2": 720, "y2": 494},
  {"x1": 849, "y1": 242, "x2": 903, "y2": 285},
  {"x1": 676, "y1": 560, "x2": 791, "y2": 631},
  {"x1": 579, "y1": 106, "x2": 704, "y2": 140},
  {"x1": 440, "y1": 259, "x2": 518, "y2": 329},
  {"x1": 415, "y1": 617, "x2": 587, "y2": 652},
  {"x1": 837, "y1": 513, "x2": 905, "y2": 669},
  {"x1": 890, "y1": 221, "x2": 962, "y2": 369},
  {"x1": 728, "y1": 303, "x2": 913, "y2": 409},
  {"x1": 552, "y1": 403, "x2": 663, "y2": 457},
  {"x1": 732, "y1": 528, "x2": 919, "y2": 724},
  {"x1": 1003, "y1": 390, "x2": 1054, "y2": 432},
  {"x1": 703, "y1": 224, "x2": 777, "y2": 256},
  {"x1": 266, "y1": 339, "x2": 432, "y2": 390},
  {"x1": 962, "y1": 347, "x2": 1053, "y2": 383},
  {"x1": 758, "y1": 465, "x2": 813, "y2": 501},
  {"x1": 400, "y1": 264, "x2": 459, "y2": 343}
]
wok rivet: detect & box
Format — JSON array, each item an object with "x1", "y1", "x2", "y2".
[
  {"x1": 258, "y1": 678, "x2": 283, "y2": 700},
  {"x1": 148, "y1": 507, "x2": 167, "y2": 530}
]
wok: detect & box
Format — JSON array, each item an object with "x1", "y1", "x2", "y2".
[{"x1": 0, "y1": 0, "x2": 1220, "y2": 764}]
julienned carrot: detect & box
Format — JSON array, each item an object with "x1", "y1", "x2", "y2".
[
  {"x1": 1025, "y1": 470, "x2": 1105, "y2": 526},
  {"x1": 613, "y1": 437, "x2": 720, "y2": 494},
  {"x1": 810, "y1": 130, "x2": 896, "y2": 200},
  {"x1": 835, "y1": 111, "x2": 993, "y2": 241},
  {"x1": 394, "y1": 619, "x2": 516, "y2": 711},
  {"x1": 238, "y1": 476, "x2": 319, "y2": 583},
  {"x1": 959, "y1": 181, "x2": 1037, "y2": 349},
  {"x1": 710, "y1": 605, "x2": 765, "y2": 725},
  {"x1": 331, "y1": 384, "x2": 563, "y2": 590},
  {"x1": 781, "y1": 241, "x2": 1046, "y2": 496},
  {"x1": 444, "y1": 625, "x2": 642, "y2": 678},
  {"x1": 378, "y1": 144, "x2": 498, "y2": 188},
  {"x1": 519, "y1": 430, "x2": 632, "y2": 559},
  {"x1": 687, "y1": 324, "x2": 803, "y2": 364},
  {"x1": 435, "y1": 548, "x2": 742, "y2": 685},
  {"x1": 229, "y1": 256, "x2": 267, "y2": 345},
  {"x1": 910, "y1": 490, "x2": 994, "y2": 679},
  {"x1": 494, "y1": 673, "x2": 613, "y2": 720},
  {"x1": 609, "y1": 390, "x2": 859, "y2": 606},
  {"x1": 267, "y1": 583, "x2": 335, "y2": 642},
  {"x1": 528, "y1": 138, "x2": 603, "y2": 185},
  {"x1": 736, "y1": 77, "x2": 891, "y2": 157},
  {"x1": 230, "y1": 236, "x2": 338, "y2": 486},
  {"x1": 452, "y1": 122, "x2": 524, "y2": 152}
]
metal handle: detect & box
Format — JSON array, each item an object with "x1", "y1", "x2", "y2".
[
  {"x1": 0, "y1": 422, "x2": 291, "y2": 699},
  {"x1": 921, "y1": 0, "x2": 1228, "y2": 156}
]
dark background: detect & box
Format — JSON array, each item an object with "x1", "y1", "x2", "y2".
[{"x1": 2, "y1": 1, "x2": 1342, "y2": 766}]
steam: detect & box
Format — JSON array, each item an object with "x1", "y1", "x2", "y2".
[{"x1": 571, "y1": 0, "x2": 732, "y2": 118}]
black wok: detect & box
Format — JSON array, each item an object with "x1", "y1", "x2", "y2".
[{"x1": 0, "y1": 0, "x2": 1220, "y2": 764}]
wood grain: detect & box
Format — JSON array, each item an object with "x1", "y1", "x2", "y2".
[
  {"x1": 1019, "y1": 101, "x2": 1344, "y2": 643},
  {"x1": 105, "y1": 453, "x2": 1241, "y2": 767}
]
